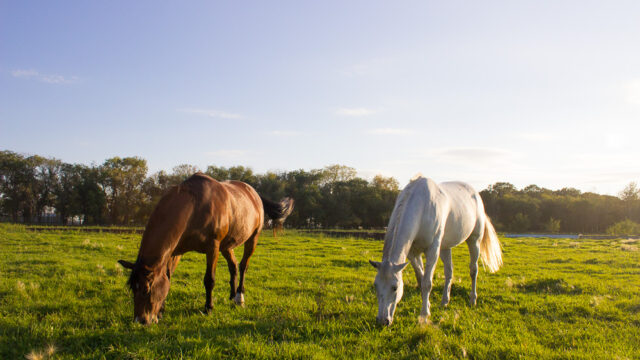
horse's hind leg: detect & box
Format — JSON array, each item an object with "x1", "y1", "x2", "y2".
[
  {"x1": 440, "y1": 248, "x2": 453, "y2": 307},
  {"x1": 235, "y1": 231, "x2": 259, "y2": 306},
  {"x1": 221, "y1": 249, "x2": 238, "y2": 301},
  {"x1": 409, "y1": 252, "x2": 424, "y2": 290},
  {"x1": 466, "y1": 240, "x2": 480, "y2": 306},
  {"x1": 204, "y1": 244, "x2": 221, "y2": 313}
]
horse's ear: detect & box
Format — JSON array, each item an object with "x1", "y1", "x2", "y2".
[
  {"x1": 392, "y1": 262, "x2": 409, "y2": 273},
  {"x1": 369, "y1": 260, "x2": 381, "y2": 269},
  {"x1": 118, "y1": 260, "x2": 135, "y2": 270}
]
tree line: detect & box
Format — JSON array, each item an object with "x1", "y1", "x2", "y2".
[
  {"x1": 0, "y1": 150, "x2": 399, "y2": 228},
  {"x1": 480, "y1": 182, "x2": 640, "y2": 234},
  {"x1": 1, "y1": 149, "x2": 638, "y2": 233}
]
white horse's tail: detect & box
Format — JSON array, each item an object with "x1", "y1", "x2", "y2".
[{"x1": 480, "y1": 217, "x2": 503, "y2": 273}]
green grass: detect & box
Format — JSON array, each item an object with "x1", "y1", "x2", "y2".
[{"x1": 1, "y1": 224, "x2": 639, "y2": 359}]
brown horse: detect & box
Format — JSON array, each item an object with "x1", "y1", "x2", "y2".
[{"x1": 118, "y1": 173, "x2": 293, "y2": 325}]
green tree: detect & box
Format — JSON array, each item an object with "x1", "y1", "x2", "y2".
[
  {"x1": 0, "y1": 151, "x2": 37, "y2": 222},
  {"x1": 544, "y1": 217, "x2": 561, "y2": 233},
  {"x1": 282, "y1": 169, "x2": 324, "y2": 227},
  {"x1": 205, "y1": 165, "x2": 257, "y2": 186},
  {"x1": 34, "y1": 157, "x2": 62, "y2": 223},
  {"x1": 54, "y1": 163, "x2": 82, "y2": 224},
  {"x1": 606, "y1": 219, "x2": 640, "y2": 235},
  {"x1": 371, "y1": 175, "x2": 399, "y2": 192},
  {"x1": 172, "y1": 164, "x2": 200, "y2": 181},
  {"x1": 619, "y1": 182, "x2": 639, "y2": 201},
  {"x1": 320, "y1": 164, "x2": 357, "y2": 185},
  {"x1": 100, "y1": 157, "x2": 148, "y2": 225},
  {"x1": 512, "y1": 213, "x2": 531, "y2": 232},
  {"x1": 76, "y1": 165, "x2": 106, "y2": 224}
]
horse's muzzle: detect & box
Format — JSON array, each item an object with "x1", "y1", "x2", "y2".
[{"x1": 135, "y1": 315, "x2": 158, "y2": 325}]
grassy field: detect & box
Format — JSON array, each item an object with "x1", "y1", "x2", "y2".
[{"x1": 1, "y1": 224, "x2": 639, "y2": 359}]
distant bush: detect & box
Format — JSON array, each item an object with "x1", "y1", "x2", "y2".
[
  {"x1": 544, "y1": 217, "x2": 561, "y2": 233},
  {"x1": 606, "y1": 219, "x2": 640, "y2": 235},
  {"x1": 512, "y1": 213, "x2": 531, "y2": 232}
]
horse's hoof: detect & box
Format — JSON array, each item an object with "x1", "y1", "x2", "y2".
[
  {"x1": 233, "y1": 293, "x2": 245, "y2": 307},
  {"x1": 418, "y1": 315, "x2": 431, "y2": 326},
  {"x1": 441, "y1": 301, "x2": 449, "y2": 308},
  {"x1": 204, "y1": 305, "x2": 213, "y2": 314},
  {"x1": 469, "y1": 298, "x2": 477, "y2": 306}
]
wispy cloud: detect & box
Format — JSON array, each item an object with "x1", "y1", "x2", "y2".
[
  {"x1": 336, "y1": 108, "x2": 376, "y2": 117},
  {"x1": 428, "y1": 147, "x2": 517, "y2": 164},
  {"x1": 268, "y1": 130, "x2": 300, "y2": 136},
  {"x1": 178, "y1": 108, "x2": 244, "y2": 119},
  {"x1": 11, "y1": 69, "x2": 38, "y2": 78},
  {"x1": 11, "y1": 69, "x2": 80, "y2": 84},
  {"x1": 368, "y1": 128, "x2": 412, "y2": 135},
  {"x1": 342, "y1": 57, "x2": 394, "y2": 77}
]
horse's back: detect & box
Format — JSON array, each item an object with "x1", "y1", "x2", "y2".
[
  {"x1": 219, "y1": 180, "x2": 264, "y2": 246},
  {"x1": 180, "y1": 174, "x2": 263, "y2": 249},
  {"x1": 439, "y1": 181, "x2": 483, "y2": 249},
  {"x1": 221, "y1": 180, "x2": 264, "y2": 222},
  {"x1": 384, "y1": 177, "x2": 485, "y2": 256}
]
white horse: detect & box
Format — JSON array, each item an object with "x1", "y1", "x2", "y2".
[{"x1": 369, "y1": 175, "x2": 502, "y2": 326}]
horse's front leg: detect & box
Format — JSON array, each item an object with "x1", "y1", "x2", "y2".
[
  {"x1": 159, "y1": 255, "x2": 182, "y2": 319},
  {"x1": 440, "y1": 248, "x2": 453, "y2": 307},
  {"x1": 203, "y1": 245, "x2": 220, "y2": 313},
  {"x1": 419, "y1": 242, "x2": 441, "y2": 325},
  {"x1": 408, "y1": 252, "x2": 424, "y2": 290}
]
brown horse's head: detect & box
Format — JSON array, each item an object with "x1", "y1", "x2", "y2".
[{"x1": 118, "y1": 259, "x2": 170, "y2": 325}]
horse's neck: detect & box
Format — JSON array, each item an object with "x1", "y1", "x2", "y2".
[
  {"x1": 138, "y1": 235, "x2": 176, "y2": 270},
  {"x1": 382, "y1": 179, "x2": 431, "y2": 264},
  {"x1": 137, "y1": 220, "x2": 185, "y2": 270},
  {"x1": 383, "y1": 215, "x2": 421, "y2": 263},
  {"x1": 383, "y1": 231, "x2": 414, "y2": 264},
  {"x1": 138, "y1": 187, "x2": 195, "y2": 269},
  {"x1": 382, "y1": 177, "x2": 438, "y2": 264}
]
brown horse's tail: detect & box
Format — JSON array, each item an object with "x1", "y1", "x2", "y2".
[{"x1": 260, "y1": 196, "x2": 294, "y2": 224}]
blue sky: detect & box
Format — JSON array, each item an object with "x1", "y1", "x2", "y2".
[{"x1": 2, "y1": 1, "x2": 640, "y2": 195}]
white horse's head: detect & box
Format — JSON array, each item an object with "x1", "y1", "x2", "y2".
[{"x1": 369, "y1": 260, "x2": 409, "y2": 326}]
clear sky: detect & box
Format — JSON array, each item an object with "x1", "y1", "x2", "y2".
[{"x1": 2, "y1": 1, "x2": 639, "y2": 195}]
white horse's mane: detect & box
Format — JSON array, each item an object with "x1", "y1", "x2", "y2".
[{"x1": 385, "y1": 176, "x2": 425, "y2": 258}]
